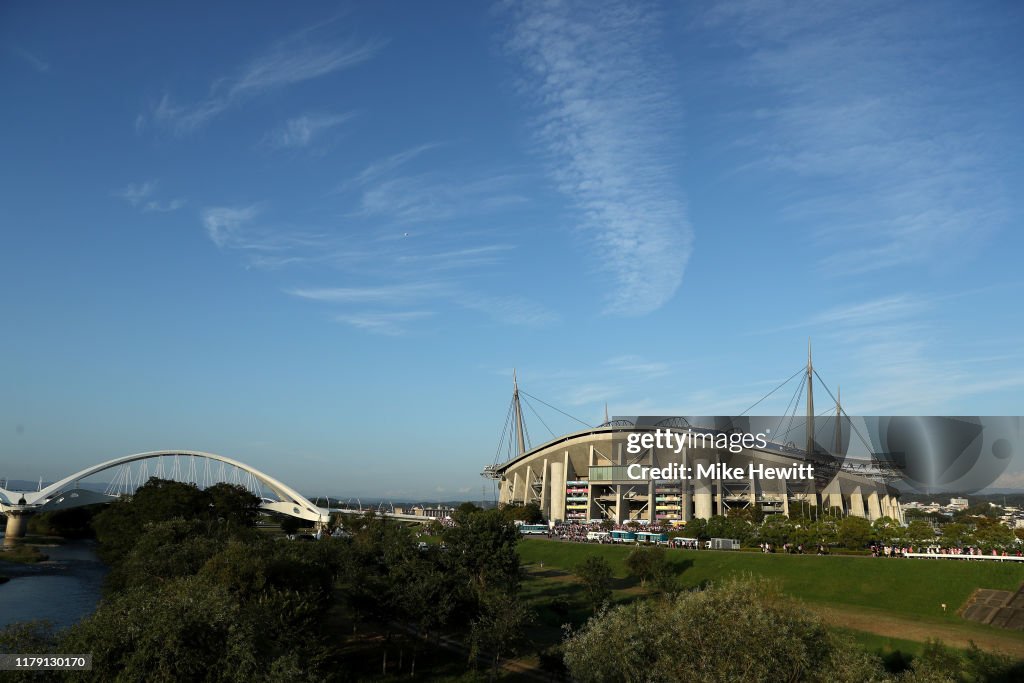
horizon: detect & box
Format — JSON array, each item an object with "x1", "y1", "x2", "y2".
[{"x1": 2, "y1": 2, "x2": 1023, "y2": 498}]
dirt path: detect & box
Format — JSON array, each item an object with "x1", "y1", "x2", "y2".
[
  {"x1": 811, "y1": 604, "x2": 1024, "y2": 657},
  {"x1": 522, "y1": 564, "x2": 1024, "y2": 658}
]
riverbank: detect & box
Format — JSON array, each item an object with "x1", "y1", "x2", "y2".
[
  {"x1": 0, "y1": 539, "x2": 108, "y2": 630},
  {"x1": 0, "y1": 543, "x2": 50, "y2": 564}
]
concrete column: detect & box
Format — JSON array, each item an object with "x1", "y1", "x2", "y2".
[
  {"x1": 867, "y1": 491, "x2": 882, "y2": 520},
  {"x1": 824, "y1": 481, "x2": 843, "y2": 513},
  {"x1": 849, "y1": 487, "x2": 865, "y2": 517},
  {"x1": 589, "y1": 444, "x2": 595, "y2": 468},
  {"x1": 550, "y1": 461, "x2": 565, "y2": 523},
  {"x1": 540, "y1": 460, "x2": 549, "y2": 517},
  {"x1": 748, "y1": 473, "x2": 757, "y2": 509},
  {"x1": 3, "y1": 511, "x2": 32, "y2": 544},
  {"x1": 525, "y1": 465, "x2": 534, "y2": 505},
  {"x1": 648, "y1": 479, "x2": 656, "y2": 524},
  {"x1": 781, "y1": 481, "x2": 790, "y2": 517},
  {"x1": 614, "y1": 485, "x2": 625, "y2": 523},
  {"x1": 512, "y1": 471, "x2": 521, "y2": 505},
  {"x1": 693, "y1": 456, "x2": 712, "y2": 520},
  {"x1": 681, "y1": 449, "x2": 691, "y2": 522},
  {"x1": 714, "y1": 472, "x2": 723, "y2": 517}
]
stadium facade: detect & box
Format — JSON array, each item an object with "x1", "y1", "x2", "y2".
[{"x1": 483, "y1": 354, "x2": 903, "y2": 525}]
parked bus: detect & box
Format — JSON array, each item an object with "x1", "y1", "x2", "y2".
[
  {"x1": 636, "y1": 532, "x2": 669, "y2": 544},
  {"x1": 610, "y1": 530, "x2": 637, "y2": 543},
  {"x1": 518, "y1": 524, "x2": 548, "y2": 535}
]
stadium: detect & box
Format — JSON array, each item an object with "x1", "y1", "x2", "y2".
[{"x1": 483, "y1": 351, "x2": 903, "y2": 525}]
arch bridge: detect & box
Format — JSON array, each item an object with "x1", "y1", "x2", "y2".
[{"x1": 1, "y1": 450, "x2": 332, "y2": 539}]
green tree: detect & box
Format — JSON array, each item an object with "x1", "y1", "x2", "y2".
[
  {"x1": 838, "y1": 516, "x2": 872, "y2": 550},
  {"x1": 757, "y1": 515, "x2": 795, "y2": 546},
  {"x1": 871, "y1": 516, "x2": 901, "y2": 544},
  {"x1": 563, "y1": 576, "x2": 885, "y2": 683},
  {"x1": 574, "y1": 555, "x2": 613, "y2": 612},
  {"x1": 683, "y1": 517, "x2": 707, "y2": 540},
  {"x1": 626, "y1": 545, "x2": 668, "y2": 589},
  {"x1": 704, "y1": 514, "x2": 730, "y2": 539},
  {"x1": 91, "y1": 478, "x2": 227, "y2": 562},
  {"x1": 455, "y1": 501, "x2": 483, "y2": 519},
  {"x1": 105, "y1": 518, "x2": 226, "y2": 593},
  {"x1": 941, "y1": 522, "x2": 971, "y2": 548},
  {"x1": 905, "y1": 520, "x2": 937, "y2": 547},
  {"x1": 973, "y1": 518, "x2": 1014, "y2": 549},
  {"x1": 808, "y1": 518, "x2": 839, "y2": 549},
  {"x1": 469, "y1": 591, "x2": 533, "y2": 682},
  {"x1": 500, "y1": 502, "x2": 544, "y2": 524},
  {"x1": 442, "y1": 507, "x2": 521, "y2": 598},
  {"x1": 61, "y1": 575, "x2": 329, "y2": 682},
  {"x1": 0, "y1": 621, "x2": 59, "y2": 683},
  {"x1": 205, "y1": 483, "x2": 260, "y2": 527}
]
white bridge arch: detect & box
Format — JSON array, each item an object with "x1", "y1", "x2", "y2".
[{"x1": 0, "y1": 450, "x2": 325, "y2": 522}]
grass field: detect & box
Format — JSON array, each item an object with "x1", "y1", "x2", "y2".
[
  {"x1": 519, "y1": 539, "x2": 1024, "y2": 620},
  {"x1": 517, "y1": 538, "x2": 1024, "y2": 659}
]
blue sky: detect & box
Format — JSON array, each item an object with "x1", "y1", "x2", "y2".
[{"x1": 2, "y1": 1, "x2": 1023, "y2": 498}]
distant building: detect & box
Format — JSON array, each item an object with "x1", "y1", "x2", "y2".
[
  {"x1": 409, "y1": 505, "x2": 453, "y2": 519},
  {"x1": 950, "y1": 497, "x2": 969, "y2": 510}
]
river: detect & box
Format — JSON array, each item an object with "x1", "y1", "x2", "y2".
[{"x1": 0, "y1": 540, "x2": 107, "y2": 630}]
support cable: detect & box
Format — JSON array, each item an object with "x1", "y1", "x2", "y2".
[
  {"x1": 521, "y1": 395, "x2": 557, "y2": 440},
  {"x1": 519, "y1": 390, "x2": 593, "y2": 429}
]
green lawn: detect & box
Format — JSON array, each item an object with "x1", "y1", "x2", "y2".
[{"x1": 518, "y1": 539, "x2": 1024, "y2": 625}]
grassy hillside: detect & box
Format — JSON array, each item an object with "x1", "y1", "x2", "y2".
[{"x1": 518, "y1": 539, "x2": 1024, "y2": 624}]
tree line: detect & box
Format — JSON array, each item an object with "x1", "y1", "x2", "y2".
[{"x1": 0, "y1": 479, "x2": 532, "y2": 681}]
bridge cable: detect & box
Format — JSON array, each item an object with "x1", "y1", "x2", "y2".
[
  {"x1": 774, "y1": 373, "x2": 806, "y2": 440},
  {"x1": 521, "y1": 394, "x2": 557, "y2": 440},
  {"x1": 492, "y1": 397, "x2": 516, "y2": 466},
  {"x1": 519, "y1": 390, "x2": 593, "y2": 429},
  {"x1": 813, "y1": 368, "x2": 876, "y2": 457},
  {"x1": 777, "y1": 376, "x2": 807, "y2": 444},
  {"x1": 721, "y1": 365, "x2": 806, "y2": 435}
]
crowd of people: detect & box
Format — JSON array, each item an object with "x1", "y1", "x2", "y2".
[{"x1": 873, "y1": 544, "x2": 1024, "y2": 558}]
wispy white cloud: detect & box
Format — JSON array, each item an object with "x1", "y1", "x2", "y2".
[
  {"x1": 770, "y1": 289, "x2": 1024, "y2": 413},
  {"x1": 6, "y1": 45, "x2": 50, "y2": 73},
  {"x1": 114, "y1": 180, "x2": 186, "y2": 213},
  {"x1": 457, "y1": 294, "x2": 559, "y2": 327},
  {"x1": 356, "y1": 173, "x2": 528, "y2": 224},
  {"x1": 289, "y1": 283, "x2": 558, "y2": 329},
  {"x1": 603, "y1": 355, "x2": 671, "y2": 379},
  {"x1": 339, "y1": 143, "x2": 444, "y2": 191},
  {"x1": 504, "y1": 1, "x2": 693, "y2": 315},
  {"x1": 288, "y1": 283, "x2": 448, "y2": 305},
  {"x1": 264, "y1": 112, "x2": 354, "y2": 149},
  {"x1": 145, "y1": 25, "x2": 382, "y2": 134},
  {"x1": 113, "y1": 181, "x2": 157, "y2": 206},
  {"x1": 142, "y1": 198, "x2": 187, "y2": 213},
  {"x1": 201, "y1": 204, "x2": 264, "y2": 247},
  {"x1": 333, "y1": 310, "x2": 434, "y2": 336},
  {"x1": 701, "y1": 1, "x2": 1015, "y2": 274},
  {"x1": 395, "y1": 244, "x2": 515, "y2": 271}
]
